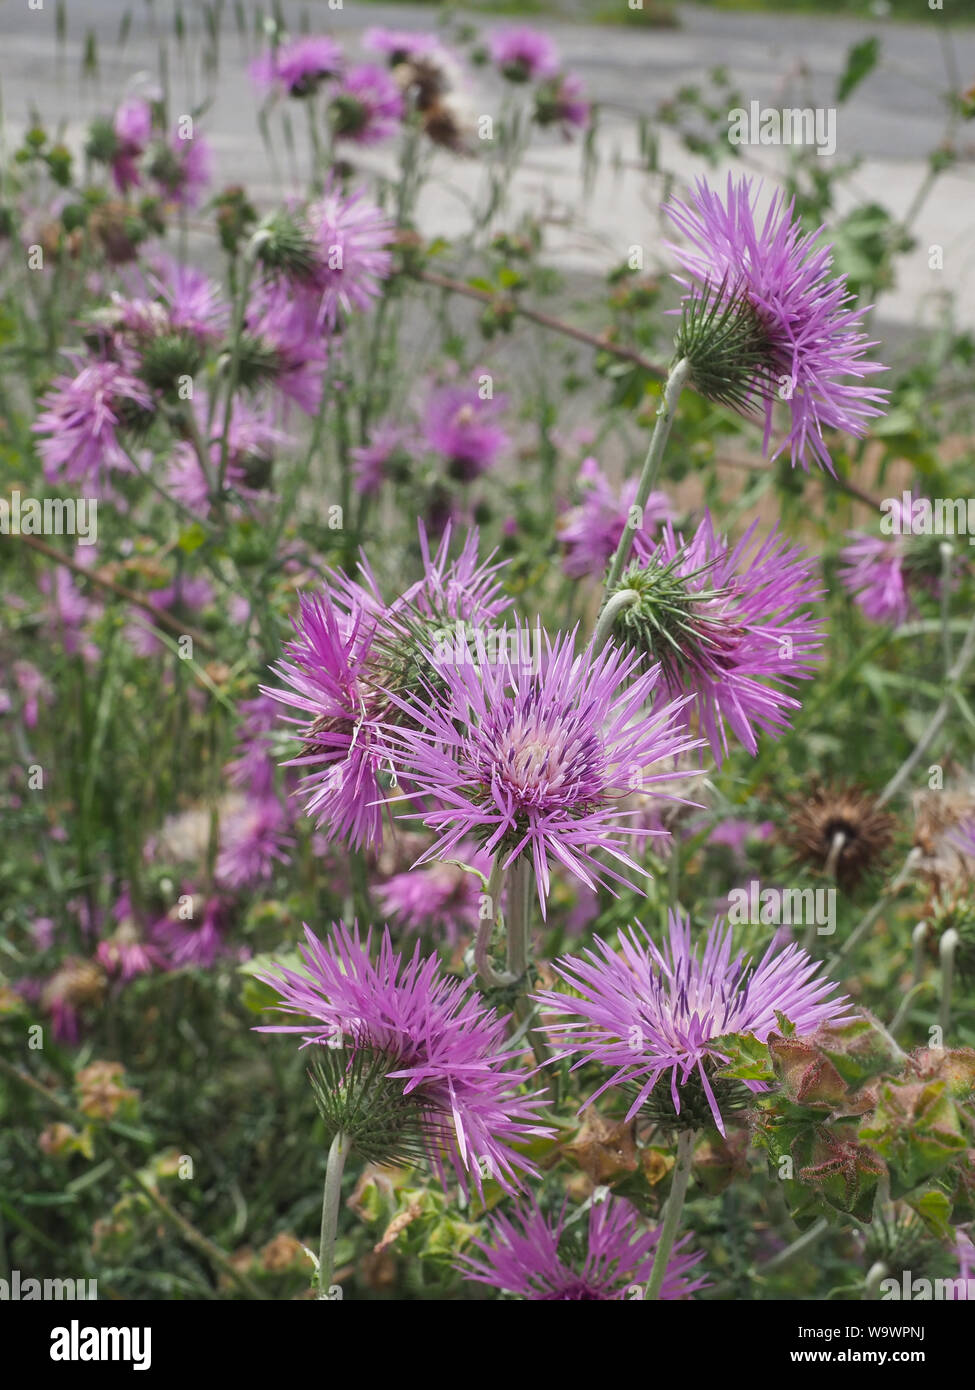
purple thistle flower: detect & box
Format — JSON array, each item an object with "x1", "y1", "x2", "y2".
[
  {"x1": 457, "y1": 1194, "x2": 707, "y2": 1300},
  {"x1": 423, "y1": 381, "x2": 509, "y2": 481},
  {"x1": 330, "y1": 64, "x2": 404, "y2": 145},
  {"x1": 251, "y1": 35, "x2": 344, "y2": 98},
  {"x1": 111, "y1": 98, "x2": 153, "y2": 192},
  {"x1": 255, "y1": 922, "x2": 552, "y2": 1194},
  {"x1": 837, "y1": 495, "x2": 953, "y2": 628},
  {"x1": 306, "y1": 185, "x2": 394, "y2": 329},
  {"x1": 838, "y1": 530, "x2": 912, "y2": 627},
  {"x1": 264, "y1": 587, "x2": 389, "y2": 850},
  {"x1": 149, "y1": 129, "x2": 212, "y2": 209},
  {"x1": 536, "y1": 910, "x2": 851, "y2": 1135},
  {"x1": 33, "y1": 358, "x2": 153, "y2": 487},
  {"x1": 382, "y1": 624, "x2": 702, "y2": 915},
  {"x1": 489, "y1": 27, "x2": 560, "y2": 83},
  {"x1": 351, "y1": 421, "x2": 410, "y2": 495},
  {"x1": 557, "y1": 455, "x2": 674, "y2": 579},
  {"x1": 142, "y1": 258, "x2": 228, "y2": 342},
  {"x1": 265, "y1": 526, "x2": 511, "y2": 850},
  {"x1": 244, "y1": 280, "x2": 329, "y2": 413},
  {"x1": 376, "y1": 840, "x2": 492, "y2": 943},
  {"x1": 153, "y1": 893, "x2": 229, "y2": 969},
  {"x1": 534, "y1": 73, "x2": 590, "y2": 136},
  {"x1": 226, "y1": 694, "x2": 280, "y2": 795},
  {"x1": 216, "y1": 792, "x2": 293, "y2": 888},
  {"x1": 108, "y1": 257, "x2": 227, "y2": 351},
  {"x1": 363, "y1": 27, "x2": 445, "y2": 64},
  {"x1": 620, "y1": 510, "x2": 824, "y2": 763},
  {"x1": 665, "y1": 176, "x2": 889, "y2": 473}
]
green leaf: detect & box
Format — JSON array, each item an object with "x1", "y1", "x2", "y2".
[
  {"x1": 836, "y1": 37, "x2": 880, "y2": 104},
  {"x1": 177, "y1": 523, "x2": 207, "y2": 554},
  {"x1": 711, "y1": 1031, "x2": 775, "y2": 1083}
]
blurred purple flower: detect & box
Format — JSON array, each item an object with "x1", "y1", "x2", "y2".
[
  {"x1": 34, "y1": 358, "x2": 153, "y2": 488},
  {"x1": 557, "y1": 456, "x2": 673, "y2": 579},
  {"x1": 330, "y1": 64, "x2": 404, "y2": 145},
  {"x1": 251, "y1": 35, "x2": 344, "y2": 97},
  {"x1": 489, "y1": 27, "x2": 560, "y2": 83},
  {"x1": 423, "y1": 381, "x2": 509, "y2": 481}
]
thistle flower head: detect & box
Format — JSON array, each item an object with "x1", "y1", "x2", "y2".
[
  {"x1": 665, "y1": 176, "x2": 888, "y2": 473},
  {"x1": 489, "y1": 27, "x2": 560, "y2": 83},
  {"x1": 152, "y1": 894, "x2": 229, "y2": 969},
  {"x1": 533, "y1": 73, "x2": 590, "y2": 135},
  {"x1": 609, "y1": 512, "x2": 824, "y2": 762},
  {"x1": 33, "y1": 358, "x2": 154, "y2": 487},
  {"x1": 330, "y1": 64, "x2": 404, "y2": 145},
  {"x1": 263, "y1": 587, "x2": 388, "y2": 850},
  {"x1": 457, "y1": 1194, "x2": 707, "y2": 1300},
  {"x1": 536, "y1": 911, "x2": 851, "y2": 1135},
  {"x1": 306, "y1": 185, "x2": 394, "y2": 328},
  {"x1": 383, "y1": 624, "x2": 702, "y2": 915},
  {"x1": 251, "y1": 35, "x2": 344, "y2": 98},
  {"x1": 556, "y1": 455, "x2": 673, "y2": 580},
  {"x1": 255, "y1": 922, "x2": 551, "y2": 1192},
  {"x1": 423, "y1": 381, "x2": 509, "y2": 481},
  {"x1": 784, "y1": 783, "x2": 896, "y2": 892},
  {"x1": 265, "y1": 526, "x2": 508, "y2": 850}
]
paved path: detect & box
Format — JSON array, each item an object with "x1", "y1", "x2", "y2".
[{"x1": 1, "y1": 1, "x2": 973, "y2": 330}]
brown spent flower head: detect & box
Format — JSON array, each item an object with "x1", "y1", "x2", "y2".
[
  {"x1": 563, "y1": 1110, "x2": 639, "y2": 1184},
  {"x1": 783, "y1": 783, "x2": 896, "y2": 892},
  {"x1": 41, "y1": 957, "x2": 107, "y2": 1012},
  {"x1": 76, "y1": 1060, "x2": 139, "y2": 1120},
  {"x1": 912, "y1": 781, "x2": 975, "y2": 892}
]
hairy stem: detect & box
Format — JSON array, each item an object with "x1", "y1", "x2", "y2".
[
  {"x1": 604, "y1": 357, "x2": 691, "y2": 596},
  {"x1": 645, "y1": 1127, "x2": 696, "y2": 1301},
  {"x1": 318, "y1": 1130, "x2": 352, "y2": 1300}
]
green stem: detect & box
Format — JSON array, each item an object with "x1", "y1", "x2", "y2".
[
  {"x1": 593, "y1": 588, "x2": 640, "y2": 653},
  {"x1": 474, "y1": 859, "x2": 515, "y2": 989},
  {"x1": 318, "y1": 1131, "x2": 351, "y2": 1300},
  {"x1": 505, "y1": 856, "x2": 531, "y2": 982},
  {"x1": 645, "y1": 1127, "x2": 696, "y2": 1301},
  {"x1": 604, "y1": 356, "x2": 690, "y2": 596},
  {"x1": 217, "y1": 231, "x2": 268, "y2": 508},
  {"x1": 939, "y1": 928, "x2": 959, "y2": 1037}
]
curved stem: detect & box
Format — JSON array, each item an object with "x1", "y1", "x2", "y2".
[
  {"x1": 474, "y1": 859, "x2": 516, "y2": 989},
  {"x1": 940, "y1": 928, "x2": 959, "y2": 1037},
  {"x1": 318, "y1": 1131, "x2": 351, "y2": 1300},
  {"x1": 645, "y1": 1127, "x2": 696, "y2": 1301},
  {"x1": 593, "y1": 588, "x2": 640, "y2": 653},
  {"x1": 604, "y1": 356, "x2": 691, "y2": 596}
]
